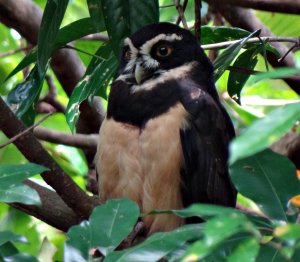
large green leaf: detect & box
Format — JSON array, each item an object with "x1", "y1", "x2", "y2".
[
  {"x1": 181, "y1": 212, "x2": 258, "y2": 261},
  {"x1": 66, "y1": 44, "x2": 118, "y2": 132},
  {"x1": 6, "y1": 65, "x2": 46, "y2": 126},
  {"x1": 0, "y1": 163, "x2": 46, "y2": 205},
  {"x1": 0, "y1": 163, "x2": 48, "y2": 189},
  {"x1": 87, "y1": 0, "x2": 105, "y2": 32},
  {"x1": 227, "y1": 237, "x2": 260, "y2": 262},
  {"x1": 3, "y1": 253, "x2": 39, "y2": 262},
  {"x1": 0, "y1": 231, "x2": 27, "y2": 246},
  {"x1": 6, "y1": 18, "x2": 99, "y2": 81},
  {"x1": 37, "y1": 0, "x2": 69, "y2": 75},
  {"x1": 213, "y1": 30, "x2": 260, "y2": 81},
  {"x1": 104, "y1": 224, "x2": 203, "y2": 262},
  {"x1": 100, "y1": 0, "x2": 159, "y2": 56},
  {"x1": 230, "y1": 149, "x2": 300, "y2": 222},
  {"x1": 65, "y1": 198, "x2": 139, "y2": 261},
  {"x1": 230, "y1": 102, "x2": 300, "y2": 164},
  {"x1": 227, "y1": 46, "x2": 262, "y2": 103}
]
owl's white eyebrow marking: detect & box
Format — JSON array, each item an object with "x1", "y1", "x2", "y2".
[
  {"x1": 124, "y1": 38, "x2": 139, "y2": 73},
  {"x1": 131, "y1": 61, "x2": 196, "y2": 93}
]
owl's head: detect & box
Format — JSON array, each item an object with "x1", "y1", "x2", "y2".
[{"x1": 116, "y1": 22, "x2": 213, "y2": 85}]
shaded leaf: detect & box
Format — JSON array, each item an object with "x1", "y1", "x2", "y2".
[
  {"x1": 65, "y1": 199, "x2": 139, "y2": 260},
  {"x1": 0, "y1": 232, "x2": 27, "y2": 246},
  {"x1": 87, "y1": 0, "x2": 105, "y2": 32},
  {"x1": 4, "y1": 253, "x2": 38, "y2": 262},
  {"x1": 249, "y1": 67, "x2": 300, "y2": 84},
  {"x1": 6, "y1": 65, "x2": 46, "y2": 126},
  {"x1": 230, "y1": 149, "x2": 300, "y2": 222},
  {"x1": 104, "y1": 224, "x2": 203, "y2": 262},
  {"x1": 100, "y1": 0, "x2": 159, "y2": 56},
  {"x1": 256, "y1": 244, "x2": 287, "y2": 262},
  {"x1": 228, "y1": 46, "x2": 262, "y2": 103},
  {"x1": 66, "y1": 45, "x2": 117, "y2": 132},
  {"x1": 213, "y1": 30, "x2": 261, "y2": 81},
  {"x1": 230, "y1": 102, "x2": 300, "y2": 163},
  {"x1": 37, "y1": 0, "x2": 68, "y2": 75},
  {"x1": 227, "y1": 237, "x2": 260, "y2": 262},
  {"x1": 0, "y1": 242, "x2": 19, "y2": 258},
  {"x1": 0, "y1": 163, "x2": 48, "y2": 189}
]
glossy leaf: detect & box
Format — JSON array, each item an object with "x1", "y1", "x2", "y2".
[
  {"x1": 3, "y1": 253, "x2": 39, "y2": 262},
  {"x1": 181, "y1": 212, "x2": 258, "y2": 261},
  {"x1": 230, "y1": 102, "x2": 300, "y2": 163},
  {"x1": 66, "y1": 45, "x2": 117, "y2": 132},
  {"x1": 37, "y1": 0, "x2": 68, "y2": 75},
  {"x1": 7, "y1": 65, "x2": 46, "y2": 126},
  {"x1": 104, "y1": 224, "x2": 203, "y2": 262},
  {"x1": 87, "y1": 0, "x2": 105, "y2": 32},
  {"x1": 213, "y1": 30, "x2": 261, "y2": 81},
  {"x1": 6, "y1": 18, "x2": 99, "y2": 81},
  {"x1": 228, "y1": 46, "x2": 262, "y2": 103},
  {"x1": 0, "y1": 231, "x2": 27, "y2": 246},
  {"x1": 65, "y1": 198, "x2": 139, "y2": 260},
  {"x1": 227, "y1": 237, "x2": 260, "y2": 262},
  {"x1": 249, "y1": 67, "x2": 300, "y2": 84},
  {"x1": 100, "y1": 0, "x2": 159, "y2": 56},
  {"x1": 0, "y1": 163, "x2": 48, "y2": 189},
  {"x1": 230, "y1": 149, "x2": 300, "y2": 222}
]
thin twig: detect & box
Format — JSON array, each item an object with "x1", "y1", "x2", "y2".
[
  {"x1": 174, "y1": 0, "x2": 189, "y2": 29},
  {"x1": 201, "y1": 36, "x2": 300, "y2": 50},
  {"x1": 278, "y1": 43, "x2": 299, "y2": 63},
  {"x1": 159, "y1": 4, "x2": 176, "y2": 8},
  {"x1": 81, "y1": 34, "x2": 109, "y2": 42},
  {"x1": 194, "y1": 0, "x2": 202, "y2": 41},
  {"x1": 0, "y1": 113, "x2": 52, "y2": 149},
  {"x1": 0, "y1": 46, "x2": 32, "y2": 58}
]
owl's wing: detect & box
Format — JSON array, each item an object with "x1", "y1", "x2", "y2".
[{"x1": 179, "y1": 79, "x2": 237, "y2": 212}]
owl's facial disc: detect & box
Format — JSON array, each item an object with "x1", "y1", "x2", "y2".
[{"x1": 120, "y1": 34, "x2": 183, "y2": 85}]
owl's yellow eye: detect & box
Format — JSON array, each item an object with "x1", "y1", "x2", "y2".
[
  {"x1": 124, "y1": 50, "x2": 131, "y2": 60},
  {"x1": 155, "y1": 44, "x2": 173, "y2": 57}
]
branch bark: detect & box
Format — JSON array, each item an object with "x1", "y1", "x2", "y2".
[
  {"x1": 206, "y1": 3, "x2": 300, "y2": 94},
  {"x1": 34, "y1": 127, "x2": 98, "y2": 149},
  {"x1": 204, "y1": 0, "x2": 300, "y2": 15},
  {"x1": 0, "y1": 96, "x2": 94, "y2": 219},
  {"x1": 11, "y1": 180, "x2": 79, "y2": 231}
]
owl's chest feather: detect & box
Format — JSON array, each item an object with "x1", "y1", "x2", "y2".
[{"x1": 96, "y1": 102, "x2": 189, "y2": 233}]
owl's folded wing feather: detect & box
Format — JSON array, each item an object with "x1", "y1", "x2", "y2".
[{"x1": 179, "y1": 81, "x2": 237, "y2": 210}]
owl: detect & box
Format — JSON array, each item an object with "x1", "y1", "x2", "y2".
[{"x1": 96, "y1": 22, "x2": 237, "y2": 235}]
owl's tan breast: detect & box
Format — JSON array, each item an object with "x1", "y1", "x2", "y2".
[{"x1": 96, "y1": 102, "x2": 189, "y2": 233}]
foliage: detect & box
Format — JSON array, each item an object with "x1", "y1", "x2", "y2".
[{"x1": 0, "y1": 0, "x2": 299, "y2": 261}]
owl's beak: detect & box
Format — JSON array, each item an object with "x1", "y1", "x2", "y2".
[{"x1": 135, "y1": 64, "x2": 144, "y2": 85}]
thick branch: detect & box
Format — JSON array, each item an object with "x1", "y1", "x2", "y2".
[
  {"x1": 204, "y1": 0, "x2": 300, "y2": 15},
  {"x1": 11, "y1": 180, "x2": 79, "y2": 231},
  {"x1": 208, "y1": 4, "x2": 300, "y2": 94},
  {"x1": 0, "y1": 97, "x2": 94, "y2": 219},
  {"x1": 34, "y1": 127, "x2": 98, "y2": 149}
]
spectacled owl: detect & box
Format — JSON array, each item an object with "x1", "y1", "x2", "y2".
[{"x1": 96, "y1": 22, "x2": 237, "y2": 235}]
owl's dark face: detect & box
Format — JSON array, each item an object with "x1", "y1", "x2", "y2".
[{"x1": 116, "y1": 22, "x2": 210, "y2": 86}]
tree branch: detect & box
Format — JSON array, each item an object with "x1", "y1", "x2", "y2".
[
  {"x1": 206, "y1": 4, "x2": 300, "y2": 94},
  {"x1": 0, "y1": 97, "x2": 94, "y2": 219},
  {"x1": 204, "y1": 0, "x2": 300, "y2": 15},
  {"x1": 34, "y1": 127, "x2": 98, "y2": 149},
  {"x1": 11, "y1": 180, "x2": 79, "y2": 231}
]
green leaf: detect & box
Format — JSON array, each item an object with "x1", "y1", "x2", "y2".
[
  {"x1": 6, "y1": 18, "x2": 99, "y2": 81},
  {"x1": 100, "y1": 0, "x2": 159, "y2": 56},
  {"x1": 213, "y1": 30, "x2": 261, "y2": 81},
  {"x1": 230, "y1": 102, "x2": 300, "y2": 163},
  {"x1": 65, "y1": 198, "x2": 139, "y2": 260},
  {"x1": 227, "y1": 237, "x2": 260, "y2": 262},
  {"x1": 181, "y1": 212, "x2": 258, "y2": 261},
  {"x1": 0, "y1": 231, "x2": 27, "y2": 246},
  {"x1": 66, "y1": 45, "x2": 118, "y2": 132},
  {"x1": 201, "y1": 26, "x2": 250, "y2": 45},
  {"x1": 37, "y1": 0, "x2": 69, "y2": 75},
  {"x1": 87, "y1": 0, "x2": 105, "y2": 32},
  {"x1": 0, "y1": 242, "x2": 19, "y2": 258},
  {"x1": 256, "y1": 244, "x2": 286, "y2": 262},
  {"x1": 249, "y1": 67, "x2": 300, "y2": 84},
  {"x1": 274, "y1": 224, "x2": 300, "y2": 241},
  {"x1": 230, "y1": 149, "x2": 300, "y2": 222},
  {"x1": 0, "y1": 163, "x2": 48, "y2": 189},
  {"x1": 228, "y1": 46, "x2": 262, "y2": 103},
  {"x1": 104, "y1": 224, "x2": 203, "y2": 262},
  {"x1": 4, "y1": 253, "x2": 39, "y2": 262},
  {"x1": 0, "y1": 185, "x2": 41, "y2": 206}
]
